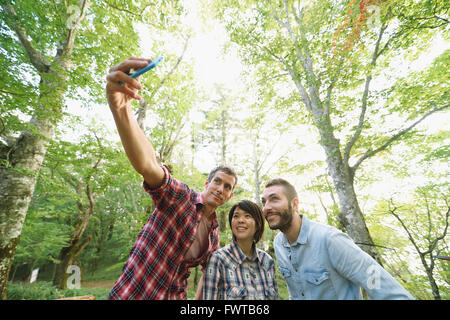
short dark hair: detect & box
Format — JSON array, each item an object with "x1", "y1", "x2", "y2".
[
  {"x1": 208, "y1": 165, "x2": 238, "y2": 189},
  {"x1": 264, "y1": 178, "x2": 298, "y2": 202},
  {"x1": 228, "y1": 200, "x2": 265, "y2": 243}
]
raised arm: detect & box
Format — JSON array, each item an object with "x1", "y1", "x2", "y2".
[{"x1": 105, "y1": 57, "x2": 164, "y2": 189}]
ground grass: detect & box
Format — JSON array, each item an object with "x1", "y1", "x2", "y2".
[
  {"x1": 6, "y1": 281, "x2": 110, "y2": 300},
  {"x1": 7, "y1": 263, "x2": 289, "y2": 300}
]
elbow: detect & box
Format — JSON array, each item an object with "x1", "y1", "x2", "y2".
[{"x1": 139, "y1": 161, "x2": 164, "y2": 189}]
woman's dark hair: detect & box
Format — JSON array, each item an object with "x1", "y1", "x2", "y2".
[{"x1": 228, "y1": 200, "x2": 265, "y2": 243}]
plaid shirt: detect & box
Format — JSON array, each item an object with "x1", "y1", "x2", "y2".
[
  {"x1": 202, "y1": 240, "x2": 279, "y2": 300},
  {"x1": 108, "y1": 166, "x2": 219, "y2": 300}
]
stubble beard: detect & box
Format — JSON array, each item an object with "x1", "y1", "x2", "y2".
[{"x1": 268, "y1": 202, "x2": 293, "y2": 233}]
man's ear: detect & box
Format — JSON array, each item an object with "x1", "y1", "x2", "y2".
[{"x1": 291, "y1": 197, "x2": 299, "y2": 212}]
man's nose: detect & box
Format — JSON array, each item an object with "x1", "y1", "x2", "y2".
[{"x1": 262, "y1": 201, "x2": 271, "y2": 213}]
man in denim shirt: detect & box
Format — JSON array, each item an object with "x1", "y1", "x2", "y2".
[{"x1": 261, "y1": 178, "x2": 414, "y2": 300}]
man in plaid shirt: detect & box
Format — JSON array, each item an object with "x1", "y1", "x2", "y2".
[{"x1": 105, "y1": 57, "x2": 237, "y2": 299}]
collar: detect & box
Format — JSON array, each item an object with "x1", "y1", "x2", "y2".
[
  {"x1": 229, "y1": 239, "x2": 267, "y2": 268},
  {"x1": 195, "y1": 193, "x2": 219, "y2": 229},
  {"x1": 281, "y1": 214, "x2": 308, "y2": 247}
]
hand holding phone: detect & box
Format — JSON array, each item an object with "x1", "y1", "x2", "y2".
[{"x1": 119, "y1": 56, "x2": 163, "y2": 85}]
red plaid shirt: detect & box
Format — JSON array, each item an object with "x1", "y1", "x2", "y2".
[{"x1": 108, "y1": 166, "x2": 220, "y2": 300}]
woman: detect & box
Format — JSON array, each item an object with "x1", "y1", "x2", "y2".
[{"x1": 202, "y1": 200, "x2": 279, "y2": 300}]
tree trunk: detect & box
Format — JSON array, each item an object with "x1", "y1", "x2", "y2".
[
  {"x1": 220, "y1": 110, "x2": 227, "y2": 164},
  {"x1": 0, "y1": 1, "x2": 89, "y2": 299},
  {"x1": 253, "y1": 141, "x2": 261, "y2": 205},
  {"x1": 218, "y1": 209, "x2": 227, "y2": 233},
  {"x1": 283, "y1": 49, "x2": 382, "y2": 265},
  {"x1": 419, "y1": 254, "x2": 441, "y2": 300},
  {"x1": 315, "y1": 116, "x2": 383, "y2": 265},
  {"x1": 53, "y1": 235, "x2": 91, "y2": 290},
  {"x1": 53, "y1": 181, "x2": 95, "y2": 289},
  {"x1": 268, "y1": 2, "x2": 386, "y2": 266},
  {"x1": 0, "y1": 112, "x2": 60, "y2": 299},
  {"x1": 52, "y1": 245, "x2": 75, "y2": 290},
  {"x1": 426, "y1": 270, "x2": 441, "y2": 300}
]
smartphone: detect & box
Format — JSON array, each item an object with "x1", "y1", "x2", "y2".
[
  {"x1": 129, "y1": 56, "x2": 163, "y2": 78},
  {"x1": 119, "y1": 56, "x2": 163, "y2": 85}
]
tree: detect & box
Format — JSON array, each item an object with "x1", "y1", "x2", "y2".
[
  {"x1": 135, "y1": 33, "x2": 194, "y2": 165},
  {"x1": 199, "y1": 84, "x2": 240, "y2": 165},
  {"x1": 12, "y1": 216, "x2": 71, "y2": 283},
  {"x1": 387, "y1": 187, "x2": 449, "y2": 300},
  {"x1": 240, "y1": 99, "x2": 295, "y2": 205},
  {"x1": 50, "y1": 140, "x2": 102, "y2": 289},
  {"x1": 0, "y1": 0, "x2": 182, "y2": 298},
  {"x1": 213, "y1": 0, "x2": 449, "y2": 263}
]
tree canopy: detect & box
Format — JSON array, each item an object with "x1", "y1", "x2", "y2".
[{"x1": 0, "y1": 0, "x2": 448, "y2": 300}]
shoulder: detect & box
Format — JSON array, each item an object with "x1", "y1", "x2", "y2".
[
  {"x1": 325, "y1": 227, "x2": 360, "y2": 250},
  {"x1": 305, "y1": 217, "x2": 339, "y2": 242},
  {"x1": 256, "y1": 248, "x2": 275, "y2": 267},
  {"x1": 145, "y1": 166, "x2": 197, "y2": 195},
  {"x1": 256, "y1": 248, "x2": 274, "y2": 260},
  {"x1": 273, "y1": 231, "x2": 284, "y2": 246},
  {"x1": 309, "y1": 218, "x2": 335, "y2": 234},
  {"x1": 208, "y1": 244, "x2": 233, "y2": 264}
]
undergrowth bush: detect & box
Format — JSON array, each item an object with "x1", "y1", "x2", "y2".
[{"x1": 7, "y1": 281, "x2": 110, "y2": 300}]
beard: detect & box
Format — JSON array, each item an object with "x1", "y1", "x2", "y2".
[{"x1": 267, "y1": 202, "x2": 294, "y2": 232}]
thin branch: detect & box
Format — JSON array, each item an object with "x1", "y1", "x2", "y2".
[
  {"x1": 388, "y1": 201, "x2": 424, "y2": 256},
  {"x1": 324, "y1": 57, "x2": 344, "y2": 116},
  {"x1": 282, "y1": 0, "x2": 322, "y2": 112},
  {"x1": 160, "y1": 118, "x2": 186, "y2": 163},
  {"x1": 257, "y1": 72, "x2": 290, "y2": 84},
  {"x1": 251, "y1": 8, "x2": 315, "y2": 114},
  {"x1": 255, "y1": 131, "x2": 285, "y2": 174},
  {"x1": 2, "y1": 4, "x2": 50, "y2": 73},
  {"x1": 352, "y1": 103, "x2": 450, "y2": 171},
  {"x1": 103, "y1": 0, "x2": 153, "y2": 17},
  {"x1": 154, "y1": 34, "x2": 190, "y2": 91},
  {"x1": 59, "y1": 0, "x2": 90, "y2": 59},
  {"x1": 0, "y1": 88, "x2": 34, "y2": 97},
  {"x1": 261, "y1": 144, "x2": 291, "y2": 177},
  {"x1": 426, "y1": 204, "x2": 450, "y2": 256},
  {"x1": 0, "y1": 116, "x2": 6, "y2": 136},
  {"x1": 74, "y1": 235, "x2": 91, "y2": 259},
  {"x1": 354, "y1": 242, "x2": 397, "y2": 251},
  {"x1": 136, "y1": 99, "x2": 150, "y2": 130},
  {"x1": 136, "y1": 35, "x2": 190, "y2": 128},
  {"x1": 343, "y1": 22, "x2": 388, "y2": 164}
]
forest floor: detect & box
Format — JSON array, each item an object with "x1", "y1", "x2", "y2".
[{"x1": 81, "y1": 280, "x2": 115, "y2": 290}]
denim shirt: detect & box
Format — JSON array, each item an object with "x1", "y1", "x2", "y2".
[{"x1": 274, "y1": 215, "x2": 414, "y2": 300}]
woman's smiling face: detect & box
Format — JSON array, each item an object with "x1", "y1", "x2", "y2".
[{"x1": 231, "y1": 206, "x2": 257, "y2": 242}]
